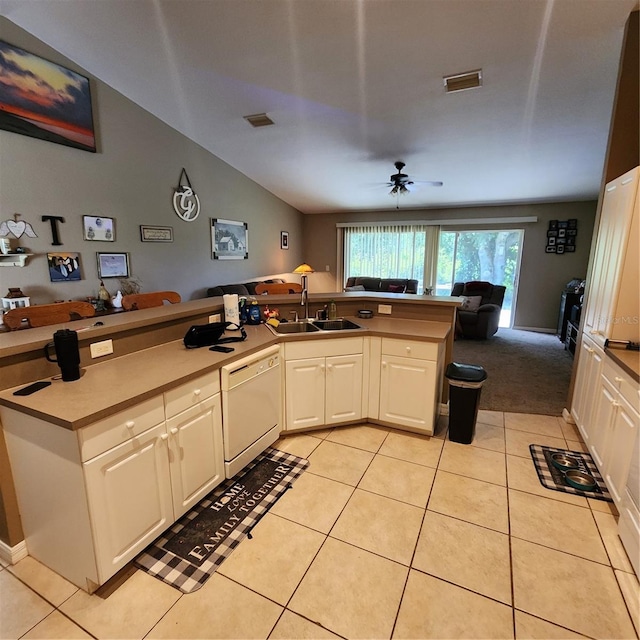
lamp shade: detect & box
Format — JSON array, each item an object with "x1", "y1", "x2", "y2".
[{"x1": 293, "y1": 263, "x2": 315, "y2": 274}]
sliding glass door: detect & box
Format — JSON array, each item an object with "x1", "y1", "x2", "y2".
[{"x1": 436, "y1": 230, "x2": 523, "y2": 327}]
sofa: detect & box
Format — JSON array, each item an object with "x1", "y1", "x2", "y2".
[
  {"x1": 344, "y1": 277, "x2": 418, "y2": 294},
  {"x1": 206, "y1": 279, "x2": 286, "y2": 297},
  {"x1": 451, "y1": 281, "x2": 506, "y2": 339}
]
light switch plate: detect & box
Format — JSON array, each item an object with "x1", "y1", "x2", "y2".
[
  {"x1": 90, "y1": 339, "x2": 113, "y2": 358},
  {"x1": 378, "y1": 304, "x2": 392, "y2": 314}
]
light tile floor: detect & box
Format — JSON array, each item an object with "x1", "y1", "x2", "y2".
[{"x1": 1, "y1": 412, "x2": 639, "y2": 639}]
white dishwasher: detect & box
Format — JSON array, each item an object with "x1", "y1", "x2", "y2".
[{"x1": 221, "y1": 345, "x2": 281, "y2": 477}]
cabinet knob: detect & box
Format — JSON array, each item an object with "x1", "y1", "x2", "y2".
[
  {"x1": 160, "y1": 433, "x2": 169, "y2": 441},
  {"x1": 170, "y1": 427, "x2": 179, "y2": 435},
  {"x1": 327, "y1": 363, "x2": 333, "y2": 370},
  {"x1": 382, "y1": 361, "x2": 387, "y2": 368},
  {"x1": 614, "y1": 377, "x2": 623, "y2": 383},
  {"x1": 125, "y1": 421, "x2": 135, "y2": 429},
  {"x1": 405, "y1": 346, "x2": 411, "y2": 353},
  {"x1": 193, "y1": 389, "x2": 201, "y2": 396}
]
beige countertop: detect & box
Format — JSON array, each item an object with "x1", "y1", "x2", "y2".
[
  {"x1": 0, "y1": 316, "x2": 450, "y2": 430},
  {"x1": 605, "y1": 347, "x2": 640, "y2": 382}
]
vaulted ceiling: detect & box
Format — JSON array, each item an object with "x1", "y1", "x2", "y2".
[{"x1": 1, "y1": 0, "x2": 637, "y2": 213}]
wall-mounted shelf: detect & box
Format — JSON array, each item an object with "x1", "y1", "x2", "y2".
[{"x1": 0, "y1": 254, "x2": 32, "y2": 267}]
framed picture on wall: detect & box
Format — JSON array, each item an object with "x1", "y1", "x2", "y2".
[
  {"x1": 211, "y1": 218, "x2": 248, "y2": 260},
  {"x1": 0, "y1": 40, "x2": 96, "y2": 152},
  {"x1": 47, "y1": 252, "x2": 82, "y2": 282},
  {"x1": 545, "y1": 246, "x2": 556, "y2": 253},
  {"x1": 83, "y1": 215, "x2": 115, "y2": 241},
  {"x1": 97, "y1": 252, "x2": 129, "y2": 278},
  {"x1": 281, "y1": 231, "x2": 289, "y2": 250},
  {"x1": 140, "y1": 225, "x2": 173, "y2": 242}
]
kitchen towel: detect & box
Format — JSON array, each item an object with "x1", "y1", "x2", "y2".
[{"x1": 223, "y1": 294, "x2": 240, "y2": 328}]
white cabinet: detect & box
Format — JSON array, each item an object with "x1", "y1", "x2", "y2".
[
  {"x1": 582, "y1": 166, "x2": 639, "y2": 346},
  {"x1": 378, "y1": 338, "x2": 444, "y2": 435},
  {"x1": 572, "y1": 333, "x2": 604, "y2": 448},
  {"x1": 1, "y1": 372, "x2": 224, "y2": 591},
  {"x1": 284, "y1": 338, "x2": 364, "y2": 431}
]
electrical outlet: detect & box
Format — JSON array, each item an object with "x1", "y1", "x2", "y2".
[
  {"x1": 90, "y1": 339, "x2": 113, "y2": 358},
  {"x1": 325, "y1": 265, "x2": 330, "y2": 271},
  {"x1": 209, "y1": 313, "x2": 222, "y2": 323},
  {"x1": 378, "y1": 304, "x2": 392, "y2": 315}
]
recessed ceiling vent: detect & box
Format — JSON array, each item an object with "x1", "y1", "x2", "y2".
[
  {"x1": 243, "y1": 113, "x2": 275, "y2": 127},
  {"x1": 443, "y1": 69, "x2": 482, "y2": 93}
]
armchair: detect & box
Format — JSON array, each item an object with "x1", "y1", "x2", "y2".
[{"x1": 451, "y1": 281, "x2": 506, "y2": 339}]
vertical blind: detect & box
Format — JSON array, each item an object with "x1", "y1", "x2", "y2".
[{"x1": 343, "y1": 224, "x2": 440, "y2": 292}]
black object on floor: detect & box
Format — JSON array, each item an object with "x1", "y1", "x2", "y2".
[
  {"x1": 446, "y1": 362, "x2": 487, "y2": 444},
  {"x1": 135, "y1": 447, "x2": 309, "y2": 593},
  {"x1": 529, "y1": 444, "x2": 612, "y2": 502}
]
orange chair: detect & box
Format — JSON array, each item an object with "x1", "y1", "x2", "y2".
[
  {"x1": 3, "y1": 301, "x2": 96, "y2": 330},
  {"x1": 121, "y1": 291, "x2": 181, "y2": 311},
  {"x1": 254, "y1": 283, "x2": 302, "y2": 295}
]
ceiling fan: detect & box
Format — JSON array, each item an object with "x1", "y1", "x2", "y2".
[{"x1": 387, "y1": 161, "x2": 443, "y2": 196}]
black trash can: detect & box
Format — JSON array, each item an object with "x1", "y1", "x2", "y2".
[{"x1": 445, "y1": 362, "x2": 488, "y2": 444}]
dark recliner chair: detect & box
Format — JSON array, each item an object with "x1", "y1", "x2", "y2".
[{"x1": 451, "y1": 281, "x2": 506, "y2": 339}]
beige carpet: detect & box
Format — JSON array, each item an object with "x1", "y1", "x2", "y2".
[{"x1": 451, "y1": 328, "x2": 574, "y2": 416}]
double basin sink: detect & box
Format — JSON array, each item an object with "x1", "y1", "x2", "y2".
[{"x1": 267, "y1": 318, "x2": 362, "y2": 335}]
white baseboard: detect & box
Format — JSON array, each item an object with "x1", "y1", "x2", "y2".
[
  {"x1": 562, "y1": 408, "x2": 576, "y2": 424},
  {"x1": 511, "y1": 326, "x2": 557, "y2": 334},
  {"x1": 0, "y1": 538, "x2": 27, "y2": 566}
]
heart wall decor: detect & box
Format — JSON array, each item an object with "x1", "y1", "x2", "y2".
[{"x1": 0, "y1": 214, "x2": 38, "y2": 239}]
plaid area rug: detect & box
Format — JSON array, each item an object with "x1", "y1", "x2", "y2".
[
  {"x1": 135, "y1": 447, "x2": 309, "y2": 593},
  {"x1": 529, "y1": 444, "x2": 612, "y2": 502}
]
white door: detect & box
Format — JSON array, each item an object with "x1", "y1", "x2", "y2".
[
  {"x1": 83, "y1": 423, "x2": 173, "y2": 583},
  {"x1": 380, "y1": 355, "x2": 437, "y2": 434},
  {"x1": 326, "y1": 354, "x2": 363, "y2": 425},
  {"x1": 166, "y1": 395, "x2": 224, "y2": 519},
  {"x1": 604, "y1": 395, "x2": 639, "y2": 507},
  {"x1": 285, "y1": 358, "x2": 325, "y2": 430}
]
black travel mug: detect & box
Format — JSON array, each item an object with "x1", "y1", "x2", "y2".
[{"x1": 44, "y1": 329, "x2": 81, "y2": 381}]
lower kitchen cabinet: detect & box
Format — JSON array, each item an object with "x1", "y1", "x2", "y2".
[
  {"x1": 284, "y1": 338, "x2": 364, "y2": 431},
  {"x1": 1, "y1": 373, "x2": 224, "y2": 592}
]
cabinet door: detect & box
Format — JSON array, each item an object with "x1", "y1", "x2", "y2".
[
  {"x1": 325, "y1": 354, "x2": 363, "y2": 425},
  {"x1": 83, "y1": 423, "x2": 173, "y2": 583},
  {"x1": 572, "y1": 336, "x2": 604, "y2": 444},
  {"x1": 589, "y1": 374, "x2": 617, "y2": 469},
  {"x1": 379, "y1": 355, "x2": 437, "y2": 434},
  {"x1": 166, "y1": 395, "x2": 224, "y2": 519},
  {"x1": 604, "y1": 394, "x2": 639, "y2": 507},
  {"x1": 285, "y1": 357, "x2": 325, "y2": 430}
]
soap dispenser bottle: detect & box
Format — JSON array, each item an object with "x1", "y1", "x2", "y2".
[{"x1": 328, "y1": 299, "x2": 337, "y2": 320}]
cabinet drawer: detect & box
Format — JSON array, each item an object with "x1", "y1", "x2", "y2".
[
  {"x1": 381, "y1": 338, "x2": 440, "y2": 361},
  {"x1": 79, "y1": 396, "x2": 165, "y2": 462},
  {"x1": 164, "y1": 372, "x2": 221, "y2": 419},
  {"x1": 285, "y1": 337, "x2": 363, "y2": 360},
  {"x1": 603, "y1": 358, "x2": 640, "y2": 414}
]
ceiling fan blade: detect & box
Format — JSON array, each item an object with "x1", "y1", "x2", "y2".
[{"x1": 413, "y1": 180, "x2": 444, "y2": 187}]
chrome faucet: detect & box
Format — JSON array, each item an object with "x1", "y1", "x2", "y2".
[
  {"x1": 290, "y1": 309, "x2": 299, "y2": 323},
  {"x1": 300, "y1": 274, "x2": 309, "y2": 320}
]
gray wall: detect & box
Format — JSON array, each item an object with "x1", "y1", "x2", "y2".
[
  {"x1": 303, "y1": 201, "x2": 597, "y2": 331},
  {"x1": 0, "y1": 19, "x2": 304, "y2": 306}
]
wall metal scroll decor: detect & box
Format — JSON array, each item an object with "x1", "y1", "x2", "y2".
[{"x1": 172, "y1": 168, "x2": 201, "y2": 222}]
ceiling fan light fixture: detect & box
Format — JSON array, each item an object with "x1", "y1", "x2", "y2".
[
  {"x1": 443, "y1": 69, "x2": 482, "y2": 93},
  {"x1": 243, "y1": 113, "x2": 275, "y2": 127}
]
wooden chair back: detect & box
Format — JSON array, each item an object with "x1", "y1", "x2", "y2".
[
  {"x1": 254, "y1": 283, "x2": 302, "y2": 295},
  {"x1": 121, "y1": 291, "x2": 181, "y2": 311},
  {"x1": 4, "y1": 301, "x2": 96, "y2": 330}
]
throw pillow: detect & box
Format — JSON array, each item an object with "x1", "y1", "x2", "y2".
[
  {"x1": 387, "y1": 284, "x2": 406, "y2": 293},
  {"x1": 345, "y1": 285, "x2": 366, "y2": 291},
  {"x1": 460, "y1": 295, "x2": 483, "y2": 311}
]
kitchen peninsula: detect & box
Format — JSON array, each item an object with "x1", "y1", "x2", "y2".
[{"x1": 0, "y1": 292, "x2": 460, "y2": 591}]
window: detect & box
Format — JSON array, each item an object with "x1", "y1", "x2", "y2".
[
  {"x1": 343, "y1": 224, "x2": 439, "y2": 293},
  {"x1": 436, "y1": 230, "x2": 523, "y2": 327}
]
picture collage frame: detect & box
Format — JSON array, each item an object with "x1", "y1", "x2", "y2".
[{"x1": 546, "y1": 219, "x2": 577, "y2": 254}]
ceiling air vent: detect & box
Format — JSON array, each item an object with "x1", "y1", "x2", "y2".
[
  {"x1": 243, "y1": 113, "x2": 275, "y2": 127},
  {"x1": 443, "y1": 69, "x2": 482, "y2": 93}
]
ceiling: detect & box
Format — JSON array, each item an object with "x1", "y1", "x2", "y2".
[{"x1": 1, "y1": 0, "x2": 637, "y2": 214}]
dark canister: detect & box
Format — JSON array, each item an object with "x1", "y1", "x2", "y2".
[{"x1": 44, "y1": 329, "x2": 81, "y2": 381}]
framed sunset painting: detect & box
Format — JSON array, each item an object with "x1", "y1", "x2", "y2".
[{"x1": 0, "y1": 40, "x2": 96, "y2": 152}]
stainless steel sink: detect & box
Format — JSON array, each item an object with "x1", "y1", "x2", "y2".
[
  {"x1": 268, "y1": 321, "x2": 320, "y2": 334},
  {"x1": 311, "y1": 319, "x2": 362, "y2": 331}
]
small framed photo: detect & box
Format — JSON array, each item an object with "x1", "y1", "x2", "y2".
[
  {"x1": 558, "y1": 220, "x2": 569, "y2": 229},
  {"x1": 281, "y1": 231, "x2": 289, "y2": 250},
  {"x1": 211, "y1": 218, "x2": 248, "y2": 260},
  {"x1": 568, "y1": 218, "x2": 578, "y2": 229},
  {"x1": 545, "y1": 245, "x2": 556, "y2": 253},
  {"x1": 97, "y1": 252, "x2": 129, "y2": 278},
  {"x1": 567, "y1": 229, "x2": 578, "y2": 236},
  {"x1": 548, "y1": 220, "x2": 558, "y2": 230},
  {"x1": 556, "y1": 244, "x2": 565, "y2": 254},
  {"x1": 557, "y1": 236, "x2": 566, "y2": 245},
  {"x1": 558, "y1": 228, "x2": 566, "y2": 238},
  {"x1": 140, "y1": 225, "x2": 174, "y2": 242},
  {"x1": 83, "y1": 215, "x2": 115, "y2": 241},
  {"x1": 547, "y1": 229, "x2": 558, "y2": 238},
  {"x1": 548, "y1": 237, "x2": 556, "y2": 246},
  {"x1": 47, "y1": 252, "x2": 82, "y2": 282},
  {"x1": 566, "y1": 236, "x2": 575, "y2": 246},
  {"x1": 565, "y1": 244, "x2": 576, "y2": 252}
]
